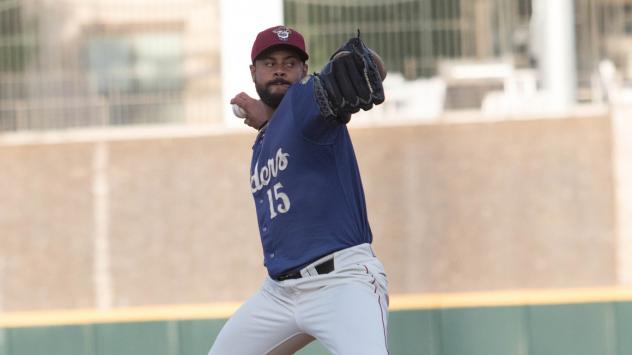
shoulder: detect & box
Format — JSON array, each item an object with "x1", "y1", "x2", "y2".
[
  {"x1": 294, "y1": 74, "x2": 315, "y2": 92},
  {"x1": 282, "y1": 75, "x2": 342, "y2": 144},
  {"x1": 284, "y1": 75, "x2": 317, "y2": 109}
]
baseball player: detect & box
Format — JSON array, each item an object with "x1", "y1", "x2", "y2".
[{"x1": 208, "y1": 25, "x2": 388, "y2": 355}]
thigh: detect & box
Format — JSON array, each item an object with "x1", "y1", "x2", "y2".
[
  {"x1": 208, "y1": 285, "x2": 310, "y2": 355},
  {"x1": 300, "y1": 267, "x2": 389, "y2": 355}
]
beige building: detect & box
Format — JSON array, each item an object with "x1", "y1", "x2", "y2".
[
  {"x1": 0, "y1": 0, "x2": 222, "y2": 130},
  {"x1": 4, "y1": 0, "x2": 632, "y2": 131}
]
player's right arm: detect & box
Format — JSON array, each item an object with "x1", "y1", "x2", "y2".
[{"x1": 230, "y1": 92, "x2": 273, "y2": 130}]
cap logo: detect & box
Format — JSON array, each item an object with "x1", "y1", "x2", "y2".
[{"x1": 273, "y1": 27, "x2": 291, "y2": 41}]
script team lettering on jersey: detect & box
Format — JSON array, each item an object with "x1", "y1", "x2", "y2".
[
  {"x1": 251, "y1": 147, "x2": 291, "y2": 219},
  {"x1": 250, "y1": 147, "x2": 290, "y2": 192}
]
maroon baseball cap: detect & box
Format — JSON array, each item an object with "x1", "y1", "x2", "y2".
[{"x1": 251, "y1": 26, "x2": 309, "y2": 63}]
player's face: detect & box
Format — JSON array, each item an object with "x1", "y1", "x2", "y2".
[{"x1": 250, "y1": 48, "x2": 308, "y2": 108}]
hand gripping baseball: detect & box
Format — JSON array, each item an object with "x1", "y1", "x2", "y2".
[
  {"x1": 314, "y1": 31, "x2": 386, "y2": 123},
  {"x1": 230, "y1": 92, "x2": 271, "y2": 130}
]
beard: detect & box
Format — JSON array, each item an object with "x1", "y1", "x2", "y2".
[{"x1": 255, "y1": 78, "x2": 292, "y2": 108}]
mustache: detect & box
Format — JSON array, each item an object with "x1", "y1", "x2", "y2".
[{"x1": 267, "y1": 78, "x2": 292, "y2": 87}]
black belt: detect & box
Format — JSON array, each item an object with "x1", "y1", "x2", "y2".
[{"x1": 272, "y1": 258, "x2": 335, "y2": 281}]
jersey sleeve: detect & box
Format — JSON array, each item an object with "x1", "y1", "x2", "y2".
[{"x1": 288, "y1": 75, "x2": 342, "y2": 145}]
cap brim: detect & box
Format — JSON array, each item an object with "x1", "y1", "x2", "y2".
[{"x1": 253, "y1": 44, "x2": 309, "y2": 63}]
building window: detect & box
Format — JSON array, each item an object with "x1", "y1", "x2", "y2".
[{"x1": 86, "y1": 31, "x2": 184, "y2": 125}]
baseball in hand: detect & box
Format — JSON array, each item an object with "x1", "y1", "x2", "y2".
[{"x1": 232, "y1": 104, "x2": 247, "y2": 118}]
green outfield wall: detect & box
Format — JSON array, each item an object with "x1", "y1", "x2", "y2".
[{"x1": 2, "y1": 290, "x2": 632, "y2": 355}]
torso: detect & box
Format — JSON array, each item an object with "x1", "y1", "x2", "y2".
[{"x1": 249, "y1": 76, "x2": 373, "y2": 277}]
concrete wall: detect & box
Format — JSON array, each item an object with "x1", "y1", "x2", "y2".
[
  {"x1": 0, "y1": 112, "x2": 621, "y2": 312},
  {"x1": 612, "y1": 104, "x2": 632, "y2": 285}
]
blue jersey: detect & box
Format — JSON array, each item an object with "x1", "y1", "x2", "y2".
[{"x1": 250, "y1": 76, "x2": 373, "y2": 277}]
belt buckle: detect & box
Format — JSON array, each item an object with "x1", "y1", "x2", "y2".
[
  {"x1": 302, "y1": 257, "x2": 334, "y2": 277},
  {"x1": 275, "y1": 256, "x2": 335, "y2": 281},
  {"x1": 314, "y1": 258, "x2": 334, "y2": 275}
]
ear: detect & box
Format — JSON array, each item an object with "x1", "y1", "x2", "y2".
[
  {"x1": 249, "y1": 64, "x2": 256, "y2": 82},
  {"x1": 302, "y1": 63, "x2": 308, "y2": 77}
]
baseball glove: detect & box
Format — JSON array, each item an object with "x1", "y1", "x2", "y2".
[{"x1": 314, "y1": 31, "x2": 385, "y2": 123}]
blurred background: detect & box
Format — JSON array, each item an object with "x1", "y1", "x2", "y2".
[
  {"x1": 2, "y1": 0, "x2": 632, "y2": 130},
  {"x1": 1, "y1": 0, "x2": 632, "y2": 354}
]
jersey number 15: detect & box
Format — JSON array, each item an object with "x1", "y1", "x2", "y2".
[{"x1": 267, "y1": 182, "x2": 291, "y2": 219}]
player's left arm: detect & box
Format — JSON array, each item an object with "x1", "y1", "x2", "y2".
[{"x1": 313, "y1": 32, "x2": 387, "y2": 124}]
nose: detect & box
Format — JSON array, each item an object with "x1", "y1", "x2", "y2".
[{"x1": 273, "y1": 68, "x2": 286, "y2": 78}]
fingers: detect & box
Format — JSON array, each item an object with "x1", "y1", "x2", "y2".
[
  {"x1": 230, "y1": 92, "x2": 255, "y2": 108},
  {"x1": 332, "y1": 57, "x2": 358, "y2": 112},
  {"x1": 321, "y1": 65, "x2": 344, "y2": 110},
  {"x1": 332, "y1": 54, "x2": 371, "y2": 113},
  {"x1": 230, "y1": 93, "x2": 272, "y2": 130},
  {"x1": 231, "y1": 92, "x2": 256, "y2": 119},
  {"x1": 231, "y1": 93, "x2": 250, "y2": 127},
  {"x1": 347, "y1": 53, "x2": 372, "y2": 103}
]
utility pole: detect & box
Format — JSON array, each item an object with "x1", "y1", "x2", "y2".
[{"x1": 532, "y1": 0, "x2": 578, "y2": 110}]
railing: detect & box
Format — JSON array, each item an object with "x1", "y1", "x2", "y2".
[{"x1": 0, "y1": 71, "x2": 184, "y2": 131}]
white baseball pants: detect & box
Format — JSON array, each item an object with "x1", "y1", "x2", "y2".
[{"x1": 208, "y1": 243, "x2": 389, "y2": 355}]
